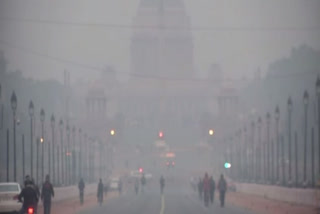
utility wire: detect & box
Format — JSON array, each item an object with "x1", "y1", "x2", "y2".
[
  {"x1": 0, "y1": 39, "x2": 317, "y2": 83},
  {"x1": 1, "y1": 16, "x2": 320, "y2": 32}
]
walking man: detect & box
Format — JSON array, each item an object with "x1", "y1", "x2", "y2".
[
  {"x1": 41, "y1": 175, "x2": 54, "y2": 214},
  {"x1": 218, "y1": 174, "x2": 227, "y2": 207}
]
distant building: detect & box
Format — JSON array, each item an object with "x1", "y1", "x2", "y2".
[
  {"x1": 131, "y1": 0, "x2": 194, "y2": 78},
  {"x1": 82, "y1": 0, "x2": 239, "y2": 145}
]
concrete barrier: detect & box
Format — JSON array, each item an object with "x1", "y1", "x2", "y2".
[
  {"x1": 236, "y1": 183, "x2": 318, "y2": 206},
  {"x1": 52, "y1": 183, "x2": 97, "y2": 202}
]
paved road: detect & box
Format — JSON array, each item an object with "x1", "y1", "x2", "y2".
[{"x1": 78, "y1": 180, "x2": 254, "y2": 214}]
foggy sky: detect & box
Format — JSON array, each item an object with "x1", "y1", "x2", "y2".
[{"x1": 0, "y1": 0, "x2": 319, "y2": 83}]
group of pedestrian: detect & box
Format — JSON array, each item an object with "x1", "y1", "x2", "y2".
[
  {"x1": 18, "y1": 174, "x2": 54, "y2": 214},
  {"x1": 197, "y1": 173, "x2": 227, "y2": 207}
]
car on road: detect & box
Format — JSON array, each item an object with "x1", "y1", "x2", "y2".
[
  {"x1": 166, "y1": 160, "x2": 175, "y2": 168},
  {"x1": 0, "y1": 182, "x2": 21, "y2": 213},
  {"x1": 108, "y1": 178, "x2": 120, "y2": 191}
]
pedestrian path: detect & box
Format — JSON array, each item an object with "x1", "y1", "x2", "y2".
[{"x1": 228, "y1": 191, "x2": 317, "y2": 214}]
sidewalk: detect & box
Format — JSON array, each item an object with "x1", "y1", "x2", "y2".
[
  {"x1": 227, "y1": 191, "x2": 318, "y2": 214},
  {"x1": 38, "y1": 191, "x2": 118, "y2": 214}
]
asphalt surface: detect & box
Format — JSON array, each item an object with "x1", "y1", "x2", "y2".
[{"x1": 78, "y1": 179, "x2": 254, "y2": 214}]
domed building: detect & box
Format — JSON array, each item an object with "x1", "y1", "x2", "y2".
[
  {"x1": 131, "y1": 0, "x2": 194, "y2": 78},
  {"x1": 83, "y1": 0, "x2": 238, "y2": 146}
]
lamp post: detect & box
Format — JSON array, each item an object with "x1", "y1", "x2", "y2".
[
  {"x1": 316, "y1": 76, "x2": 320, "y2": 180},
  {"x1": 36, "y1": 137, "x2": 40, "y2": 184},
  {"x1": 251, "y1": 121, "x2": 255, "y2": 182},
  {"x1": 59, "y1": 119, "x2": 63, "y2": 185},
  {"x1": 10, "y1": 91, "x2": 17, "y2": 182},
  {"x1": 79, "y1": 128, "x2": 82, "y2": 178},
  {"x1": 295, "y1": 131, "x2": 298, "y2": 187},
  {"x1": 66, "y1": 124, "x2": 70, "y2": 185},
  {"x1": 238, "y1": 129, "x2": 242, "y2": 181},
  {"x1": 72, "y1": 126, "x2": 76, "y2": 184},
  {"x1": 287, "y1": 97, "x2": 293, "y2": 186},
  {"x1": 28, "y1": 101, "x2": 34, "y2": 178},
  {"x1": 243, "y1": 125, "x2": 247, "y2": 181},
  {"x1": 303, "y1": 90, "x2": 309, "y2": 187},
  {"x1": 22, "y1": 134, "x2": 25, "y2": 179},
  {"x1": 257, "y1": 117, "x2": 262, "y2": 182},
  {"x1": 275, "y1": 106, "x2": 280, "y2": 185},
  {"x1": 40, "y1": 108, "x2": 45, "y2": 183},
  {"x1": 50, "y1": 114, "x2": 55, "y2": 185},
  {"x1": 266, "y1": 112, "x2": 271, "y2": 183}
]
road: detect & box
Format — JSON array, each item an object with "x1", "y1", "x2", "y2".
[{"x1": 78, "y1": 179, "x2": 254, "y2": 214}]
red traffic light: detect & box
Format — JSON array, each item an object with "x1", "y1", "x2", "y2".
[
  {"x1": 159, "y1": 131, "x2": 164, "y2": 138},
  {"x1": 139, "y1": 167, "x2": 143, "y2": 173}
]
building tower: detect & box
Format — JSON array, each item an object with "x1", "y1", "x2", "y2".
[{"x1": 131, "y1": 0, "x2": 194, "y2": 78}]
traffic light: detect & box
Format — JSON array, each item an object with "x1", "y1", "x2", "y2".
[
  {"x1": 158, "y1": 131, "x2": 164, "y2": 139},
  {"x1": 139, "y1": 167, "x2": 143, "y2": 173},
  {"x1": 224, "y1": 162, "x2": 231, "y2": 169}
]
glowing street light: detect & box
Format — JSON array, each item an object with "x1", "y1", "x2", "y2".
[
  {"x1": 110, "y1": 129, "x2": 115, "y2": 136},
  {"x1": 209, "y1": 129, "x2": 214, "y2": 136}
]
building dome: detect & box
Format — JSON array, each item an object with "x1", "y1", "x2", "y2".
[
  {"x1": 139, "y1": 0, "x2": 185, "y2": 10},
  {"x1": 132, "y1": 0, "x2": 194, "y2": 79}
]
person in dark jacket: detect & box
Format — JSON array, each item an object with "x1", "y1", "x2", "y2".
[
  {"x1": 18, "y1": 179, "x2": 38, "y2": 214},
  {"x1": 218, "y1": 174, "x2": 227, "y2": 207},
  {"x1": 78, "y1": 178, "x2": 85, "y2": 205},
  {"x1": 97, "y1": 179, "x2": 104, "y2": 206},
  {"x1": 41, "y1": 175, "x2": 54, "y2": 214},
  {"x1": 209, "y1": 176, "x2": 215, "y2": 204}
]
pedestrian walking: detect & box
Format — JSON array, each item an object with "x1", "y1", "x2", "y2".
[
  {"x1": 41, "y1": 175, "x2": 54, "y2": 214},
  {"x1": 210, "y1": 176, "x2": 215, "y2": 204},
  {"x1": 218, "y1": 174, "x2": 227, "y2": 207},
  {"x1": 97, "y1": 179, "x2": 104, "y2": 206}
]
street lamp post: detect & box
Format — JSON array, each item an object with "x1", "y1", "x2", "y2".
[
  {"x1": 275, "y1": 106, "x2": 280, "y2": 185},
  {"x1": 22, "y1": 134, "x2": 25, "y2": 179},
  {"x1": 79, "y1": 128, "x2": 82, "y2": 178},
  {"x1": 50, "y1": 114, "x2": 55, "y2": 185},
  {"x1": 287, "y1": 97, "x2": 293, "y2": 186},
  {"x1": 10, "y1": 92, "x2": 17, "y2": 182},
  {"x1": 40, "y1": 108, "x2": 45, "y2": 183},
  {"x1": 6, "y1": 129, "x2": 9, "y2": 182},
  {"x1": 66, "y1": 124, "x2": 70, "y2": 185},
  {"x1": 316, "y1": 76, "x2": 320, "y2": 180},
  {"x1": 295, "y1": 131, "x2": 298, "y2": 187},
  {"x1": 72, "y1": 126, "x2": 76, "y2": 184},
  {"x1": 311, "y1": 127, "x2": 315, "y2": 187},
  {"x1": 251, "y1": 121, "x2": 255, "y2": 182},
  {"x1": 303, "y1": 90, "x2": 309, "y2": 187},
  {"x1": 266, "y1": 112, "x2": 271, "y2": 183},
  {"x1": 243, "y1": 126, "x2": 247, "y2": 181},
  {"x1": 36, "y1": 137, "x2": 40, "y2": 184},
  {"x1": 257, "y1": 117, "x2": 262, "y2": 182},
  {"x1": 29, "y1": 101, "x2": 34, "y2": 178},
  {"x1": 238, "y1": 129, "x2": 242, "y2": 181},
  {"x1": 59, "y1": 119, "x2": 63, "y2": 185}
]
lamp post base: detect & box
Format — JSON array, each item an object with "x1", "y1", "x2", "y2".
[{"x1": 302, "y1": 180, "x2": 308, "y2": 188}]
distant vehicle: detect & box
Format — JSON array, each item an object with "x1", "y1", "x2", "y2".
[
  {"x1": 144, "y1": 173, "x2": 153, "y2": 181},
  {"x1": 108, "y1": 178, "x2": 120, "y2": 191},
  {"x1": 129, "y1": 170, "x2": 152, "y2": 181},
  {"x1": 0, "y1": 182, "x2": 21, "y2": 213},
  {"x1": 130, "y1": 170, "x2": 141, "y2": 179},
  {"x1": 166, "y1": 160, "x2": 175, "y2": 168}
]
